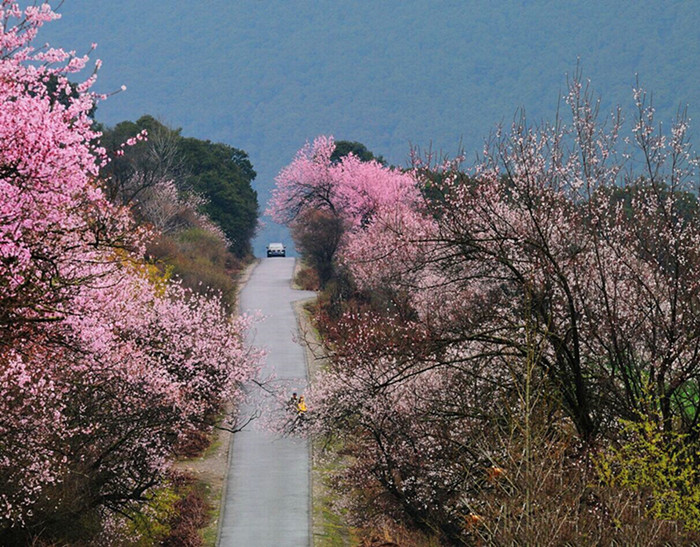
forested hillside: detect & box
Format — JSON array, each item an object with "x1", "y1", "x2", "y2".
[{"x1": 40, "y1": 1, "x2": 700, "y2": 254}]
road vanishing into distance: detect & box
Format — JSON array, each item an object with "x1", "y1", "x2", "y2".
[{"x1": 218, "y1": 257, "x2": 315, "y2": 546}]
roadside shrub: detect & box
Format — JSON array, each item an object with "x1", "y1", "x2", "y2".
[
  {"x1": 472, "y1": 428, "x2": 698, "y2": 546},
  {"x1": 177, "y1": 227, "x2": 234, "y2": 270},
  {"x1": 146, "y1": 229, "x2": 240, "y2": 310},
  {"x1": 162, "y1": 473, "x2": 210, "y2": 547},
  {"x1": 596, "y1": 416, "x2": 700, "y2": 532},
  {"x1": 295, "y1": 264, "x2": 321, "y2": 290}
]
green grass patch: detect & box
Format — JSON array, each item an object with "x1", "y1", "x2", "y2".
[
  {"x1": 198, "y1": 478, "x2": 220, "y2": 546},
  {"x1": 312, "y1": 437, "x2": 359, "y2": 546}
]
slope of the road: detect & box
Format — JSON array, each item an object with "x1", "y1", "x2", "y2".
[{"x1": 218, "y1": 257, "x2": 315, "y2": 546}]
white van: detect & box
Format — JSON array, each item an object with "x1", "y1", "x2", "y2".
[{"x1": 266, "y1": 242, "x2": 286, "y2": 257}]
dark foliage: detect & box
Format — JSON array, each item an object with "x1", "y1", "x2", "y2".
[
  {"x1": 179, "y1": 136, "x2": 259, "y2": 257},
  {"x1": 100, "y1": 116, "x2": 259, "y2": 258}
]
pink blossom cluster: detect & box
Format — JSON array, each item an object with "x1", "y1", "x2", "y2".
[
  {"x1": 0, "y1": 3, "x2": 259, "y2": 538},
  {"x1": 267, "y1": 135, "x2": 422, "y2": 232},
  {"x1": 115, "y1": 128, "x2": 148, "y2": 156}
]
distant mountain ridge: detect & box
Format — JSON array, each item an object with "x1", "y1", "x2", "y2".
[{"x1": 41, "y1": 1, "x2": 700, "y2": 254}]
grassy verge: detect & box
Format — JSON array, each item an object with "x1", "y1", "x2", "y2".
[
  {"x1": 311, "y1": 438, "x2": 360, "y2": 546},
  {"x1": 293, "y1": 287, "x2": 359, "y2": 546},
  {"x1": 197, "y1": 434, "x2": 225, "y2": 545}
]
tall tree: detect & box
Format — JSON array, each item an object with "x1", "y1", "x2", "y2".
[{"x1": 268, "y1": 136, "x2": 406, "y2": 286}]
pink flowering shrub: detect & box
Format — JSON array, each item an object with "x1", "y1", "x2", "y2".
[{"x1": 0, "y1": 3, "x2": 259, "y2": 542}]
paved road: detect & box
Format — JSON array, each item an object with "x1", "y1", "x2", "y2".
[{"x1": 218, "y1": 257, "x2": 315, "y2": 546}]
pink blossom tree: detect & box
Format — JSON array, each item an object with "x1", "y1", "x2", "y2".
[
  {"x1": 290, "y1": 72, "x2": 700, "y2": 541},
  {"x1": 339, "y1": 71, "x2": 700, "y2": 442},
  {"x1": 0, "y1": 3, "x2": 260, "y2": 542},
  {"x1": 268, "y1": 135, "x2": 421, "y2": 228},
  {"x1": 267, "y1": 136, "x2": 421, "y2": 286}
]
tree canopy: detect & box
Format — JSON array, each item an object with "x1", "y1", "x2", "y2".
[
  {"x1": 100, "y1": 116, "x2": 259, "y2": 258},
  {"x1": 330, "y1": 139, "x2": 386, "y2": 165},
  {"x1": 179, "y1": 136, "x2": 258, "y2": 257}
]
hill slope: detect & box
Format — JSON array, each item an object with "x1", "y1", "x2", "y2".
[{"x1": 41, "y1": 0, "x2": 700, "y2": 254}]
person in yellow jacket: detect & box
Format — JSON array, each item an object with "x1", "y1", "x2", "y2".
[{"x1": 297, "y1": 395, "x2": 307, "y2": 416}]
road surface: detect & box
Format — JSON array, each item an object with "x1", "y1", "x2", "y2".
[{"x1": 218, "y1": 257, "x2": 315, "y2": 546}]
